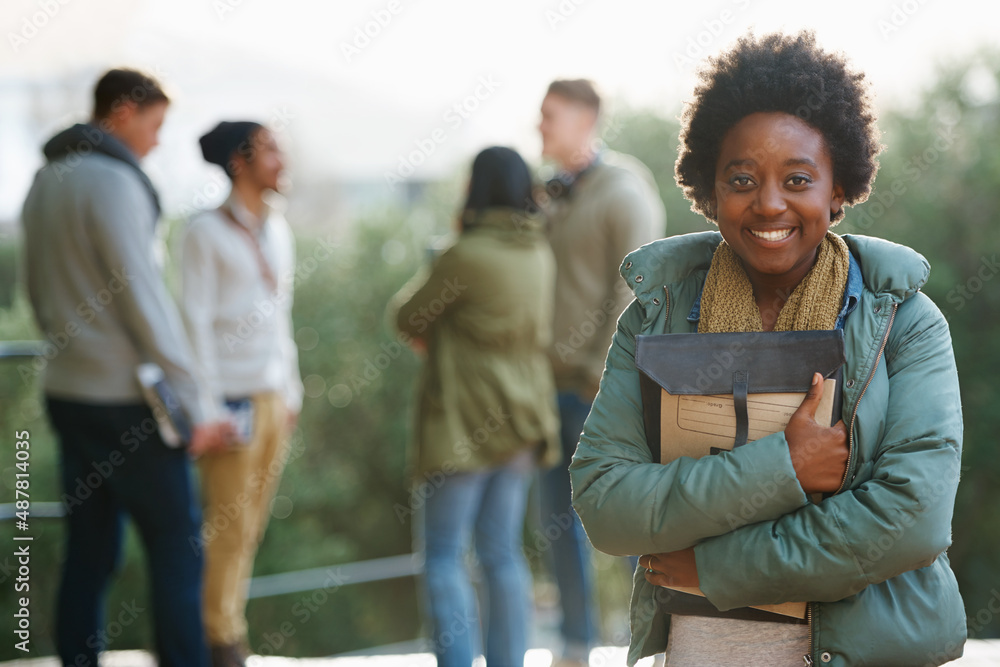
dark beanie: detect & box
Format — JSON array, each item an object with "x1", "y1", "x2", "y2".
[{"x1": 199, "y1": 121, "x2": 263, "y2": 176}]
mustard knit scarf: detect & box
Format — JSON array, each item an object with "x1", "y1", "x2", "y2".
[{"x1": 698, "y1": 232, "x2": 850, "y2": 333}]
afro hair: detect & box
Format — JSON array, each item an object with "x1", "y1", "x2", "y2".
[{"x1": 675, "y1": 30, "x2": 883, "y2": 223}]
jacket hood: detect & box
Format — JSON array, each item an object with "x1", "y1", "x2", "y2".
[
  {"x1": 461, "y1": 206, "x2": 547, "y2": 243},
  {"x1": 620, "y1": 230, "x2": 930, "y2": 305},
  {"x1": 43, "y1": 123, "x2": 93, "y2": 161},
  {"x1": 41, "y1": 123, "x2": 161, "y2": 216},
  {"x1": 43, "y1": 123, "x2": 137, "y2": 163}
]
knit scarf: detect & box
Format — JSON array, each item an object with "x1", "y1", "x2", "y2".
[{"x1": 698, "y1": 232, "x2": 850, "y2": 333}]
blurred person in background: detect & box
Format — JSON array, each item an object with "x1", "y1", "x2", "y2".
[
  {"x1": 537, "y1": 78, "x2": 665, "y2": 666},
  {"x1": 20, "y1": 68, "x2": 232, "y2": 667},
  {"x1": 178, "y1": 120, "x2": 304, "y2": 667},
  {"x1": 389, "y1": 146, "x2": 561, "y2": 667}
]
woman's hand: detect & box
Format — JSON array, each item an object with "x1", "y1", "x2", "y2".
[
  {"x1": 640, "y1": 548, "x2": 699, "y2": 588},
  {"x1": 786, "y1": 372, "x2": 850, "y2": 494}
]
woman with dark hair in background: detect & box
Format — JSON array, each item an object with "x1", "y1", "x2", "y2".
[{"x1": 389, "y1": 146, "x2": 561, "y2": 666}]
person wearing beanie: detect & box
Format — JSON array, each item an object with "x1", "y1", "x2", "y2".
[{"x1": 177, "y1": 120, "x2": 304, "y2": 667}]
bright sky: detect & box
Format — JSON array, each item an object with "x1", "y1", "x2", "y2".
[{"x1": 1, "y1": 0, "x2": 998, "y2": 218}]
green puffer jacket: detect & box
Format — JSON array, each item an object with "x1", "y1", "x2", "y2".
[
  {"x1": 390, "y1": 207, "x2": 561, "y2": 478},
  {"x1": 570, "y1": 230, "x2": 966, "y2": 666}
]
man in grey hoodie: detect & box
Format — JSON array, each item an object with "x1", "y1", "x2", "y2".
[{"x1": 21, "y1": 68, "x2": 232, "y2": 667}]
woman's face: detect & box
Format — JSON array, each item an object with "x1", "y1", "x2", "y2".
[{"x1": 713, "y1": 111, "x2": 845, "y2": 285}]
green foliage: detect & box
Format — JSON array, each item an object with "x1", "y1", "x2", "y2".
[
  {"x1": 243, "y1": 208, "x2": 435, "y2": 654},
  {"x1": 841, "y1": 52, "x2": 1000, "y2": 639}
]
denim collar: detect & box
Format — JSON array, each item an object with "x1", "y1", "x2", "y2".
[{"x1": 686, "y1": 250, "x2": 863, "y2": 331}]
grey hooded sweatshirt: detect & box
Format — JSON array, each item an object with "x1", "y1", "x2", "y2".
[{"x1": 20, "y1": 123, "x2": 214, "y2": 425}]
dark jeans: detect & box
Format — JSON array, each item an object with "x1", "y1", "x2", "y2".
[
  {"x1": 46, "y1": 397, "x2": 208, "y2": 667},
  {"x1": 540, "y1": 392, "x2": 599, "y2": 657}
]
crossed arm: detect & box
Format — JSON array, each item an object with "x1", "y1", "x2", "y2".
[{"x1": 570, "y1": 295, "x2": 962, "y2": 608}]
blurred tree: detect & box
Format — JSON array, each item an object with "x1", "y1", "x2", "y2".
[{"x1": 838, "y1": 50, "x2": 1000, "y2": 639}]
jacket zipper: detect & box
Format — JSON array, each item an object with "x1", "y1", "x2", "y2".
[
  {"x1": 804, "y1": 603, "x2": 813, "y2": 665},
  {"x1": 663, "y1": 286, "x2": 670, "y2": 324},
  {"x1": 803, "y1": 300, "x2": 898, "y2": 666},
  {"x1": 836, "y1": 301, "x2": 898, "y2": 493}
]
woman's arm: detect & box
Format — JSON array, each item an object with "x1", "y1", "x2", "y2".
[
  {"x1": 570, "y1": 300, "x2": 813, "y2": 557},
  {"x1": 389, "y1": 243, "x2": 465, "y2": 340},
  {"x1": 693, "y1": 292, "x2": 962, "y2": 608}
]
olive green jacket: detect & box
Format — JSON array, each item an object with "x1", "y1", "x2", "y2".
[
  {"x1": 390, "y1": 207, "x2": 561, "y2": 477},
  {"x1": 570, "y1": 231, "x2": 966, "y2": 666}
]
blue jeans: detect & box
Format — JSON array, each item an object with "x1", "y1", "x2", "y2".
[
  {"x1": 46, "y1": 397, "x2": 209, "y2": 667},
  {"x1": 421, "y1": 448, "x2": 535, "y2": 667},
  {"x1": 540, "y1": 392, "x2": 598, "y2": 657}
]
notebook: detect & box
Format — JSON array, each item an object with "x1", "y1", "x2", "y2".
[
  {"x1": 136, "y1": 363, "x2": 192, "y2": 448},
  {"x1": 635, "y1": 329, "x2": 846, "y2": 621}
]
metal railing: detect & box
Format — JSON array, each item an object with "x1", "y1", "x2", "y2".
[
  {"x1": 0, "y1": 340, "x2": 46, "y2": 360},
  {"x1": 0, "y1": 340, "x2": 424, "y2": 603}
]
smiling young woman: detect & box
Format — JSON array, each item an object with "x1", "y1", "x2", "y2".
[
  {"x1": 568, "y1": 31, "x2": 966, "y2": 667},
  {"x1": 713, "y1": 111, "x2": 846, "y2": 330}
]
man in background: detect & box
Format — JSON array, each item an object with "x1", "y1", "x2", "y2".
[
  {"x1": 178, "y1": 120, "x2": 303, "y2": 667},
  {"x1": 21, "y1": 68, "x2": 232, "y2": 667},
  {"x1": 538, "y1": 78, "x2": 665, "y2": 666}
]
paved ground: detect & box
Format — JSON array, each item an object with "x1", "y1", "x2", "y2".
[{"x1": 5, "y1": 640, "x2": 1000, "y2": 667}]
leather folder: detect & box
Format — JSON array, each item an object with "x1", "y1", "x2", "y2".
[{"x1": 634, "y1": 329, "x2": 846, "y2": 622}]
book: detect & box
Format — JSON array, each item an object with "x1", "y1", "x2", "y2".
[
  {"x1": 224, "y1": 397, "x2": 255, "y2": 447},
  {"x1": 136, "y1": 363, "x2": 193, "y2": 448},
  {"x1": 635, "y1": 329, "x2": 846, "y2": 621}
]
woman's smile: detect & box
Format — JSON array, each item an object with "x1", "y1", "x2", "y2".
[
  {"x1": 747, "y1": 226, "x2": 796, "y2": 243},
  {"x1": 713, "y1": 111, "x2": 845, "y2": 292}
]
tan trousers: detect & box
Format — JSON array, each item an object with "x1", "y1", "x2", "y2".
[{"x1": 199, "y1": 391, "x2": 291, "y2": 646}]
